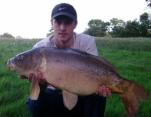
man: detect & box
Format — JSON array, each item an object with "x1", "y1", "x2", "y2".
[{"x1": 27, "y1": 3, "x2": 111, "y2": 117}]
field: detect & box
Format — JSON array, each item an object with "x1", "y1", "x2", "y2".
[{"x1": 0, "y1": 37, "x2": 151, "y2": 117}]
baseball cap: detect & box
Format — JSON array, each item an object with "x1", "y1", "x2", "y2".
[{"x1": 51, "y1": 3, "x2": 77, "y2": 21}]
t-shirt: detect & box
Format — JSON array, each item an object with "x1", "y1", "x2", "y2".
[{"x1": 33, "y1": 33, "x2": 98, "y2": 56}]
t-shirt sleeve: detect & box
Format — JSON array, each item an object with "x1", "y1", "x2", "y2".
[
  {"x1": 32, "y1": 37, "x2": 51, "y2": 49},
  {"x1": 85, "y1": 37, "x2": 99, "y2": 56},
  {"x1": 32, "y1": 40, "x2": 47, "y2": 49}
]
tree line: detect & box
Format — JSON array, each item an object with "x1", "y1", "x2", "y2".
[
  {"x1": 1, "y1": 0, "x2": 151, "y2": 39},
  {"x1": 0, "y1": 33, "x2": 15, "y2": 39},
  {"x1": 84, "y1": 12, "x2": 151, "y2": 37}
]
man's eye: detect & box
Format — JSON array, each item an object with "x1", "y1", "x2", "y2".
[
  {"x1": 56, "y1": 20, "x2": 62, "y2": 25},
  {"x1": 56, "y1": 20, "x2": 72, "y2": 25},
  {"x1": 64, "y1": 20, "x2": 72, "y2": 25}
]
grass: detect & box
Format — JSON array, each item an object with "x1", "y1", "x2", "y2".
[
  {"x1": 0, "y1": 39, "x2": 38, "y2": 117},
  {"x1": 96, "y1": 37, "x2": 151, "y2": 117},
  {"x1": 0, "y1": 37, "x2": 151, "y2": 117}
]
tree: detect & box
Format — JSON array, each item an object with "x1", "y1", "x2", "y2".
[
  {"x1": 124, "y1": 20, "x2": 141, "y2": 37},
  {"x1": 84, "y1": 19, "x2": 110, "y2": 37},
  {"x1": 109, "y1": 18, "x2": 126, "y2": 37},
  {"x1": 110, "y1": 18, "x2": 125, "y2": 27},
  {"x1": 146, "y1": 0, "x2": 151, "y2": 7},
  {"x1": 110, "y1": 13, "x2": 151, "y2": 37},
  {"x1": 139, "y1": 12, "x2": 150, "y2": 36},
  {"x1": 111, "y1": 26, "x2": 125, "y2": 37},
  {"x1": 0, "y1": 33, "x2": 15, "y2": 39}
]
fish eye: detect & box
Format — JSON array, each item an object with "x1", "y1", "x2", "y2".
[{"x1": 17, "y1": 55, "x2": 24, "y2": 61}]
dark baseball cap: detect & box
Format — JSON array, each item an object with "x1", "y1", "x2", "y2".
[{"x1": 51, "y1": 3, "x2": 77, "y2": 21}]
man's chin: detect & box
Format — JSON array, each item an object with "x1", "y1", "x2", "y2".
[{"x1": 59, "y1": 37, "x2": 68, "y2": 42}]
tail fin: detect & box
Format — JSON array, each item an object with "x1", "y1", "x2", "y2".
[{"x1": 117, "y1": 79, "x2": 149, "y2": 117}]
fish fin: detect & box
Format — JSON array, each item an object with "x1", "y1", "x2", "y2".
[
  {"x1": 118, "y1": 79, "x2": 149, "y2": 117},
  {"x1": 29, "y1": 77, "x2": 40, "y2": 100},
  {"x1": 62, "y1": 90, "x2": 78, "y2": 110},
  {"x1": 107, "y1": 85, "x2": 123, "y2": 94}
]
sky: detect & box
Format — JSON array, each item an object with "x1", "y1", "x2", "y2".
[{"x1": 0, "y1": 0, "x2": 149, "y2": 38}]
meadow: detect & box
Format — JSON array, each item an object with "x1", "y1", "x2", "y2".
[{"x1": 0, "y1": 37, "x2": 151, "y2": 117}]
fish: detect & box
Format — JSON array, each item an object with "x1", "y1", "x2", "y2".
[{"x1": 7, "y1": 47, "x2": 149, "y2": 117}]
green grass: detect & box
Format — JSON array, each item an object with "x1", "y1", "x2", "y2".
[
  {"x1": 0, "y1": 39, "x2": 38, "y2": 117},
  {"x1": 0, "y1": 37, "x2": 151, "y2": 117},
  {"x1": 96, "y1": 37, "x2": 151, "y2": 117}
]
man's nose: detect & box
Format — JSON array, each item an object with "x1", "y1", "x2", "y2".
[{"x1": 59, "y1": 24, "x2": 66, "y2": 31}]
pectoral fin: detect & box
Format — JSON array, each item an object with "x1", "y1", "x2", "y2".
[
  {"x1": 62, "y1": 90, "x2": 78, "y2": 110},
  {"x1": 29, "y1": 77, "x2": 40, "y2": 100}
]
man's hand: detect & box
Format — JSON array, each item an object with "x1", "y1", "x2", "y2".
[{"x1": 97, "y1": 85, "x2": 111, "y2": 97}]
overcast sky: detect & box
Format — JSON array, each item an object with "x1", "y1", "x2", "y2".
[{"x1": 0, "y1": 0, "x2": 149, "y2": 38}]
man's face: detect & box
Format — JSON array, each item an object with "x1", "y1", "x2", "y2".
[{"x1": 51, "y1": 15, "x2": 77, "y2": 43}]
